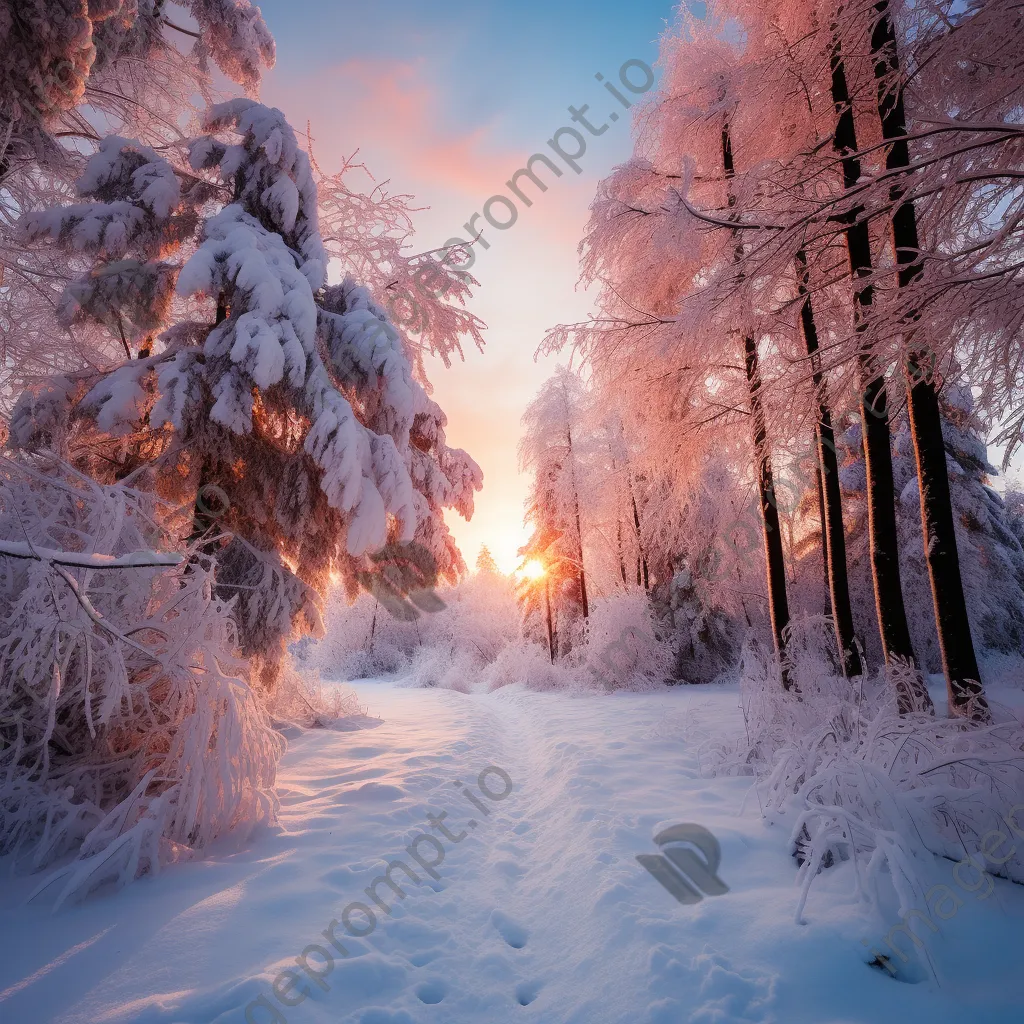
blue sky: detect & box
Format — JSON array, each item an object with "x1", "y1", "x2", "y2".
[
  {"x1": 258, "y1": 1, "x2": 674, "y2": 121},
  {"x1": 256, "y1": 0, "x2": 680, "y2": 572}
]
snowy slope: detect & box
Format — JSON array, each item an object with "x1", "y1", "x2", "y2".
[{"x1": 1, "y1": 680, "x2": 1022, "y2": 1024}]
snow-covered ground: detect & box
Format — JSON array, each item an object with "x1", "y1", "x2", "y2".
[{"x1": 2, "y1": 679, "x2": 1023, "y2": 1024}]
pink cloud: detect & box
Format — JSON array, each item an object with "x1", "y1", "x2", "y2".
[
  {"x1": 265, "y1": 58, "x2": 519, "y2": 197},
  {"x1": 263, "y1": 57, "x2": 604, "y2": 256}
]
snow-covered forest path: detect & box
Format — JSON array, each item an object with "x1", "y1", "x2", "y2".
[{"x1": 2, "y1": 681, "x2": 1022, "y2": 1024}]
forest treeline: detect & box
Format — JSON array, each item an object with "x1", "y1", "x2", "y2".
[
  {"x1": 519, "y1": 0, "x2": 1024, "y2": 722},
  {"x1": 2, "y1": 0, "x2": 1024, "y2": 926}
]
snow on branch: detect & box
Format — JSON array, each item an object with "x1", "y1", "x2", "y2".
[
  {"x1": 0, "y1": 538, "x2": 182, "y2": 568},
  {"x1": 195, "y1": 100, "x2": 326, "y2": 290}
]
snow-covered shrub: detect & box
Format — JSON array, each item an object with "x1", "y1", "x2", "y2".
[
  {"x1": 264, "y1": 662, "x2": 363, "y2": 728},
  {"x1": 310, "y1": 563, "x2": 692, "y2": 694},
  {"x1": 704, "y1": 618, "x2": 1024, "y2": 942},
  {"x1": 421, "y1": 567, "x2": 522, "y2": 662},
  {"x1": 403, "y1": 646, "x2": 481, "y2": 693},
  {"x1": 469, "y1": 637, "x2": 589, "y2": 693},
  {"x1": 0, "y1": 456, "x2": 282, "y2": 906},
  {"x1": 650, "y1": 564, "x2": 740, "y2": 683},
  {"x1": 303, "y1": 592, "x2": 418, "y2": 681},
  {"x1": 581, "y1": 590, "x2": 674, "y2": 691},
  {"x1": 308, "y1": 565, "x2": 521, "y2": 684}
]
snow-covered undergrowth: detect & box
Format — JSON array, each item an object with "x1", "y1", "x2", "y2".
[
  {"x1": 581, "y1": 590, "x2": 675, "y2": 691},
  {"x1": 264, "y1": 664, "x2": 364, "y2": 728},
  {"x1": 307, "y1": 576, "x2": 677, "y2": 693},
  {"x1": 700, "y1": 617, "x2": 1024, "y2": 950},
  {"x1": 0, "y1": 457, "x2": 283, "y2": 906}
]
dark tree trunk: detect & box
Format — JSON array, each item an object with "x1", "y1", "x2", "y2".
[
  {"x1": 566, "y1": 426, "x2": 590, "y2": 620},
  {"x1": 870, "y1": 2, "x2": 987, "y2": 720},
  {"x1": 544, "y1": 577, "x2": 555, "y2": 663},
  {"x1": 551, "y1": 591, "x2": 559, "y2": 661},
  {"x1": 829, "y1": 33, "x2": 931, "y2": 713},
  {"x1": 722, "y1": 120, "x2": 792, "y2": 685},
  {"x1": 576, "y1": 515, "x2": 590, "y2": 620},
  {"x1": 617, "y1": 424, "x2": 650, "y2": 590},
  {"x1": 796, "y1": 250, "x2": 862, "y2": 677},
  {"x1": 611, "y1": 454, "x2": 629, "y2": 586},
  {"x1": 629, "y1": 483, "x2": 649, "y2": 591},
  {"x1": 744, "y1": 332, "x2": 792, "y2": 681},
  {"x1": 815, "y1": 461, "x2": 831, "y2": 612}
]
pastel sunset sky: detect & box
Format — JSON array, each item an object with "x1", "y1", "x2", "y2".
[{"x1": 255, "y1": 0, "x2": 679, "y2": 572}]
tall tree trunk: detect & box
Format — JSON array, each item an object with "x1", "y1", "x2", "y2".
[
  {"x1": 796, "y1": 250, "x2": 862, "y2": 677},
  {"x1": 869, "y1": 2, "x2": 987, "y2": 720},
  {"x1": 566, "y1": 425, "x2": 590, "y2": 620},
  {"x1": 815, "y1": 461, "x2": 831, "y2": 612},
  {"x1": 629, "y1": 481, "x2": 649, "y2": 590},
  {"x1": 829, "y1": 34, "x2": 932, "y2": 713},
  {"x1": 544, "y1": 576, "x2": 555, "y2": 663},
  {"x1": 722, "y1": 120, "x2": 792, "y2": 684},
  {"x1": 744, "y1": 332, "x2": 792, "y2": 681},
  {"x1": 617, "y1": 422, "x2": 650, "y2": 590},
  {"x1": 611, "y1": 454, "x2": 629, "y2": 586}
]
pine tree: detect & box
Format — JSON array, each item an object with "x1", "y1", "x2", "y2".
[
  {"x1": 11, "y1": 101, "x2": 481, "y2": 688},
  {"x1": 1, "y1": 1, "x2": 278, "y2": 399},
  {"x1": 476, "y1": 545, "x2": 499, "y2": 575}
]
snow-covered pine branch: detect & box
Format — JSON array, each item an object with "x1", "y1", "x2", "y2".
[
  {"x1": 0, "y1": 537, "x2": 182, "y2": 568},
  {"x1": 12, "y1": 99, "x2": 482, "y2": 689}
]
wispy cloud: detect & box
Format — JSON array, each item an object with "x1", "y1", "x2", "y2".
[{"x1": 266, "y1": 58, "x2": 520, "y2": 196}]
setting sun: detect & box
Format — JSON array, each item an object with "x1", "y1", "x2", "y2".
[{"x1": 519, "y1": 558, "x2": 547, "y2": 581}]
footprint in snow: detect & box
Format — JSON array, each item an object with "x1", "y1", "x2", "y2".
[
  {"x1": 515, "y1": 979, "x2": 544, "y2": 1006},
  {"x1": 491, "y1": 909, "x2": 529, "y2": 949},
  {"x1": 645, "y1": 945, "x2": 777, "y2": 1024},
  {"x1": 407, "y1": 948, "x2": 444, "y2": 967},
  {"x1": 415, "y1": 979, "x2": 449, "y2": 1004}
]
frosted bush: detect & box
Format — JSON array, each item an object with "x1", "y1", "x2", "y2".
[
  {"x1": 265, "y1": 663, "x2": 363, "y2": 728},
  {"x1": 0, "y1": 456, "x2": 282, "y2": 906},
  {"x1": 308, "y1": 567, "x2": 521, "y2": 684},
  {"x1": 310, "y1": 572, "x2": 682, "y2": 695},
  {"x1": 305, "y1": 591, "x2": 417, "y2": 681},
  {"x1": 403, "y1": 646, "x2": 480, "y2": 693},
  {"x1": 479, "y1": 639, "x2": 591, "y2": 693},
  {"x1": 703, "y1": 618, "x2": 1024, "y2": 935},
  {"x1": 582, "y1": 590, "x2": 674, "y2": 691}
]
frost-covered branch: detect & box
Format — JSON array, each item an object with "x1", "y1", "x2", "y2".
[{"x1": 0, "y1": 538, "x2": 182, "y2": 568}]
